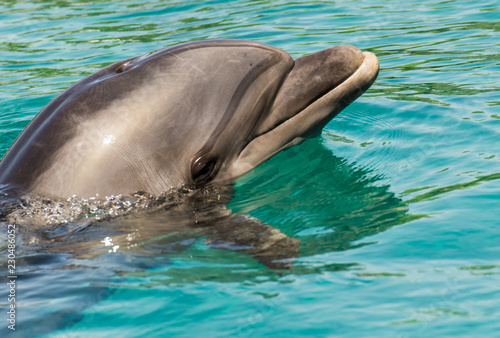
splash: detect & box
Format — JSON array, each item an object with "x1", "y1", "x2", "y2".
[{"x1": 2, "y1": 187, "x2": 201, "y2": 227}]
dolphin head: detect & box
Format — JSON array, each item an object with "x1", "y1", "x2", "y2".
[{"x1": 0, "y1": 40, "x2": 378, "y2": 198}]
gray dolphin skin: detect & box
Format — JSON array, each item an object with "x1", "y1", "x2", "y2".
[{"x1": 0, "y1": 39, "x2": 379, "y2": 198}]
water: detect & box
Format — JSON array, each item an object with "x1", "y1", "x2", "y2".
[{"x1": 1, "y1": 0, "x2": 499, "y2": 336}]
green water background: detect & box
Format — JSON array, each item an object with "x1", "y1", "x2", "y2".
[{"x1": 1, "y1": 0, "x2": 499, "y2": 336}]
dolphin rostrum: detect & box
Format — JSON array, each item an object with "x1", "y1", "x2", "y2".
[{"x1": 0, "y1": 39, "x2": 379, "y2": 198}]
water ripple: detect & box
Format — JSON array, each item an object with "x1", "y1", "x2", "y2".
[{"x1": 1, "y1": 0, "x2": 500, "y2": 336}]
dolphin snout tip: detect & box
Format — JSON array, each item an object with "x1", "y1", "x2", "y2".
[{"x1": 361, "y1": 51, "x2": 380, "y2": 74}]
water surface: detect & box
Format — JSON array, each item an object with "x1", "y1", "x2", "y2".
[{"x1": 1, "y1": 0, "x2": 499, "y2": 336}]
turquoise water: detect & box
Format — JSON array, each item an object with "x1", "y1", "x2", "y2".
[{"x1": 1, "y1": 0, "x2": 500, "y2": 336}]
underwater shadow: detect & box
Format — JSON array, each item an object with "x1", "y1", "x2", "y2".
[{"x1": 231, "y1": 137, "x2": 424, "y2": 267}]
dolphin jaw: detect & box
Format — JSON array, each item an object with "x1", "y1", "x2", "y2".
[{"x1": 223, "y1": 50, "x2": 380, "y2": 181}]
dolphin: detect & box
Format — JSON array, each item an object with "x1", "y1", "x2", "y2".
[{"x1": 0, "y1": 39, "x2": 379, "y2": 198}]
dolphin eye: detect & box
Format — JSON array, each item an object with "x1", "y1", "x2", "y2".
[{"x1": 191, "y1": 155, "x2": 219, "y2": 185}]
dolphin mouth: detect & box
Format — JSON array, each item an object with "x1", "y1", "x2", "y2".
[
  {"x1": 268, "y1": 49, "x2": 379, "y2": 139},
  {"x1": 228, "y1": 47, "x2": 379, "y2": 178},
  {"x1": 264, "y1": 48, "x2": 379, "y2": 137}
]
